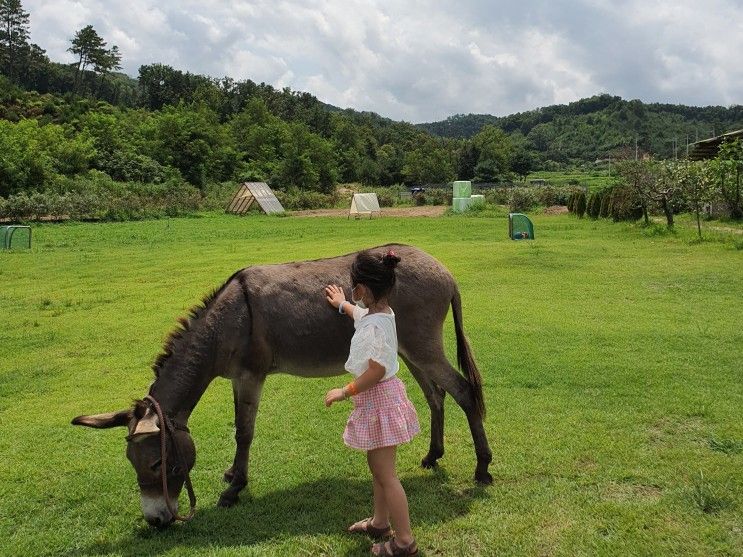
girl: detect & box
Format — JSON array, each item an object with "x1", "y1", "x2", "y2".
[{"x1": 324, "y1": 249, "x2": 420, "y2": 557}]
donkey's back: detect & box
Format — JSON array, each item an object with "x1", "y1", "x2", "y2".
[{"x1": 237, "y1": 244, "x2": 457, "y2": 378}]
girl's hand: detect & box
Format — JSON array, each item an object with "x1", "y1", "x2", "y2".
[
  {"x1": 325, "y1": 388, "x2": 346, "y2": 407},
  {"x1": 324, "y1": 284, "x2": 346, "y2": 309}
]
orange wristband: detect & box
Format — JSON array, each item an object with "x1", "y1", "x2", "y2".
[{"x1": 345, "y1": 381, "x2": 359, "y2": 397}]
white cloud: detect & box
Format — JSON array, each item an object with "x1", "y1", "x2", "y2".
[{"x1": 23, "y1": 0, "x2": 743, "y2": 122}]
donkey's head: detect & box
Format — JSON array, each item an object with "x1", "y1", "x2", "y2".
[{"x1": 72, "y1": 400, "x2": 196, "y2": 527}]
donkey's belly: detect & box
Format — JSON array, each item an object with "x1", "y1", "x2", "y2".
[{"x1": 272, "y1": 356, "x2": 349, "y2": 379}]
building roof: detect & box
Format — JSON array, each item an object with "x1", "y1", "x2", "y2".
[{"x1": 688, "y1": 129, "x2": 743, "y2": 160}]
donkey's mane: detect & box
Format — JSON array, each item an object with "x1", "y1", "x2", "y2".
[{"x1": 152, "y1": 271, "x2": 243, "y2": 377}]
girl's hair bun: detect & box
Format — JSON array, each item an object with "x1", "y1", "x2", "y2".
[{"x1": 382, "y1": 249, "x2": 401, "y2": 269}]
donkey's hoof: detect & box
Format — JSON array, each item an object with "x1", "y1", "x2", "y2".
[
  {"x1": 223, "y1": 468, "x2": 235, "y2": 483},
  {"x1": 421, "y1": 456, "x2": 439, "y2": 469},
  {"x1": 475, "y1": 470, "x2": 493, "y2": 485},
  {"x1": 217, "y1": 492, "x2": 239, "y2": 508}
]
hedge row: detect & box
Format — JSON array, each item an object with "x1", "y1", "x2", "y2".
[
  {"x1": 567, "y1": 186, "x2": 643, "y2": 221},
  {"x1": 0, "y1": 173, "x2": 203, "y2": 221}
]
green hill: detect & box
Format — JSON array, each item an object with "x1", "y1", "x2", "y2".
[{"x1": 418, "y1": 95, "x2": 743, "y2": 161}]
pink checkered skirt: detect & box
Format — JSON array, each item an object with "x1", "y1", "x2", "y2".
[{"x1": 343, "y1": 376, "x2": 420, "y2": 451}]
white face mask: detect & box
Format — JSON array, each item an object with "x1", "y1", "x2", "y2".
[{"x1": 352, "y1": 285, "x2": 367, "y2": 309}]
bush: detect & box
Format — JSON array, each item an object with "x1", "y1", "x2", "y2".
[
  {"x1": 556, "y1": 187, "x2": 581, "y2": 206},
  {"x1": 426, "y1": 188, "x2": 450, "y2": 205},
  {"x1": 509, "y1": 188, "x2": 537, "y2": 213},
  {"x1": 567, "y1": 192, "x2": 576, "y2": 212},
  {"x1": 274, "y1": 188, "x2": 338, "y2": 210},
  {"x1": 0, "y1": 176, "x2": 202, "y2": 221},
  {"x1": 414, "y1": 192, "x2": 427, "y2": 206},
  {"x1": 575, "y1": 192, "x2": 587, "y2": 218},
  {"x1": 587, "y1": 192, "x2": 602, "y2": 218},
  {"x1": 375, "y1": 190, "x2": 395, "y2": 208},
  {"x1": 608, "y1": 185, "x2": 643, "y2": 222},
  {"x1": 484, "y1": 188, "x2": 510, "y2": 205},
  {"x1": 599, "y1": 188, "x2": 612, "y2": 218}
]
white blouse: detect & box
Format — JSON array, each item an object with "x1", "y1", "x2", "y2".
[{"x1": 344, "y1": 305, "x2": 400, "y2": 380}]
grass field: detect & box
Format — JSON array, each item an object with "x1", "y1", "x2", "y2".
[{"x1": 1, "y1": 211, "x2": 741, "y2": 556}]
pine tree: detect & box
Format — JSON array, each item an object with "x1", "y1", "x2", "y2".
[
  {"x1": 68, "y1": 25, "x2": 105, "y2": 94},
  {"x1": 0, "y1": 0, "x2": 31, "y2": 80}
]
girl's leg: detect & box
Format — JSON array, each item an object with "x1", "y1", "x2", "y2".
[
  {"x1": 370, "y1": 467, "x2": 390, "y2": 528},
  {"x1": 349, "y1": 454, "x2": 390, "y2": 533},
  {"x1": 367, "y1": 445, "x2": 414, "y2": 546}
]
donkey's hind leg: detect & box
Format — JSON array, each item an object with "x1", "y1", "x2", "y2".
[
  {"x1": 219, "y1": 372, "x2": 265, "y2": 507},
  {"x1": 404, "y1": 343, "x2": 493, "y2": 484},
  {"x1": 401, "y1": 355, "x2": 446, "y2": 469}
]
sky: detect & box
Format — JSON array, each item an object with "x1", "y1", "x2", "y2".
[{"x1": 24, "y1": 0, "x2": 743, "y2": 123}]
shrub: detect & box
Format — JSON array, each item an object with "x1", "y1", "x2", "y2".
[
  {"x1": 0, "y1": 176, "x2": 202, "y2": 221},
  {"x1": 414, "y1": 192, "x2": 427, "y2": 206},
  {"x1": 275, "y1": 188, "x2": 338, "y2": 210},
  {"x1": 534, "y1": 186, "x2": 556, "y2": 206},
  {"x1": 554, "y1": 187, "x2": 575, "y2": 205},
  {"x1": 599, "y1": 187, "x2": 612, "y2": 218},
  {"x1": 484, "y1": 188, "x2": 510, "y2": 205},
  {"x1": 509, "y1": 188, "x2": 537, "y2": 213},
  {"x1": 575, "y1": 192, "x2": 587, "y2": 218},
  {"x1": 427, "y1": 188, "x2": 451, "y2": 205},
  {"x1": 608, "y1": 185, "x2": 643, "y2": 222},
  {"x1": 587, "y1": 192, "x2": 602, "y2": 219},
  {"x1": 375, "y1": 190, "x2": 395, "y2": 208},
  {"x1": 567, "y1": 192, "x2": 576, "y2": 212}
]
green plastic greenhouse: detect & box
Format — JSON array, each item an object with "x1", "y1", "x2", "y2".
[{"x1": 508, "y1": 213, "x2": 534, "y2": 240}]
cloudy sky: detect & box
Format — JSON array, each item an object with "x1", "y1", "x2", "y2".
[{"x1": 25, "y1": 0, "x2": 743, "y2": 123}]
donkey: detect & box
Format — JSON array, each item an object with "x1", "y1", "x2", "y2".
[{"x1": 72, "y1": 244, "x2": 492, "y2": 526}]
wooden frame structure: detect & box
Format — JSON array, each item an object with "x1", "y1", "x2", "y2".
[
  {"x1": 348, "y1": 193, "x2": 381, "y2": 219},
  {"x1": 227, "y1": 182, "x2": 285, "y2": 215}
]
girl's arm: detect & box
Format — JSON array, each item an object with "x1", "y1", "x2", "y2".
[{"x1": 325, "y1": 359, "x2": 385, "y2": 407}]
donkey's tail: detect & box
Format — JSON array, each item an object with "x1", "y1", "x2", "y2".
[{"x1": 451, "y1": 286, "x2": 486, "y2": 419}]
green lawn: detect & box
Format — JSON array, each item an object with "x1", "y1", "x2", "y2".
[{"x1": 1, "y1": 212, "x2": 741, "y2": 556}]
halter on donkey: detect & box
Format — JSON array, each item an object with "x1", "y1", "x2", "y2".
[{"x1": 72, "y1": 244, "x2": 493, "y2": 526}]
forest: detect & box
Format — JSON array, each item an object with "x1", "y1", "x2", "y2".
[{"x1": 1, "y1": 0, "x2": 741, "y2": 221}]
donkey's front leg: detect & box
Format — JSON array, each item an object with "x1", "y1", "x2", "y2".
[{"x1": 218, "y1": 372, "x2": 265, "y2": 507}]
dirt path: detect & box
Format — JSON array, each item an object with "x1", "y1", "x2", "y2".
[{"x1": 290, "y1": 206, "x2": 448, "y2": 218}]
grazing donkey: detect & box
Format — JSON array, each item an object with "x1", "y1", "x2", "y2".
[{"x1": 72, "y1": 244, "x2": 492, "y2": 526}]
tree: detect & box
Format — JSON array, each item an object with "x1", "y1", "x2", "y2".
[
  {"x1": 0, "y1": 0, "x2": 30, "y2": 80},
  {"x1": 402, "y1": 140, "x2": 456, "y2": 185},
  {"x1": 683, "y1": 161, "x2": 717, "y2": 239},
  {"x1": 614, "y1": 159, "x2": 656, "y2": 224},
  {"x1": 456, "y1": 141, "x2": 478, "y2": 180},
  {"x1": 93, "y1": 44, "x2": 121, "y2": 76},
  {"x1": 473, "y1": 125, "x2": 513, "y2": 182},
  {"x1": 68, "y1": 25, "x2": 107, "y2": 94},
  {"x1": 709, "y1": 139, "x2": 743, "y2": 220},
  {"x1": 654, "y1": 161, "x2": 682, "y2": 228}
]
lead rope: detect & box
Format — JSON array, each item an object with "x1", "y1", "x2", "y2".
[{"x1": 144, "y1": 395, "x2": 197, "y2": 522}]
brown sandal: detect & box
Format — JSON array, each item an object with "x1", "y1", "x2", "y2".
[
  {"x1": 348, "y1": 517, "x2": 394, "y2": 540},
  {"x1": 371, "y1": 538, "x2": 418, "y2": 556}
]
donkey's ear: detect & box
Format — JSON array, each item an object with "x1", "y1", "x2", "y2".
[
  {"x1": 71, "y1": 409, "x2": 132, "y2": 429},
  {"x1": 130, "y1": 406, "x2": 160, "y2": 438}
]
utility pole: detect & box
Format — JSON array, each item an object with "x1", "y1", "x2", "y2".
[
  {"x1": 686, "y1": 135, "x2": 689, "y2": 158},
  {"x1": 635, "y1": 136, "x2": 638, "y2": 161}
]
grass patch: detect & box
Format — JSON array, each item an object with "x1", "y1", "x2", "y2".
[
  {"x1": 690, "y1": 471, "x2": 734, "y2": 514},
  {"x1": 709, "y1": 438, "x2": 743, "y2": 455}
]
